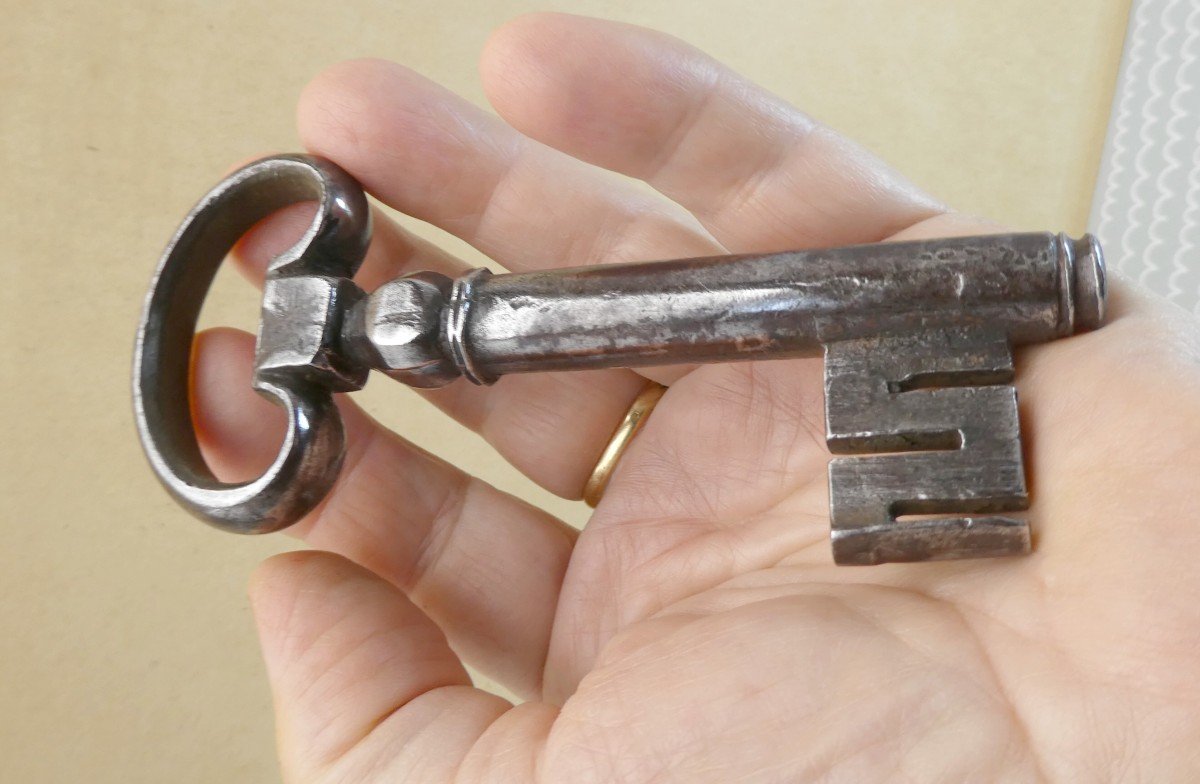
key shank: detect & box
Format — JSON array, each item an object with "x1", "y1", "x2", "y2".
[{"x1": 341, "y1": 232, "x2": 1104, "y2": 386}]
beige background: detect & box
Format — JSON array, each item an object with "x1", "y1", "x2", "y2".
[{"x1": 1, "y1": 1, "x2": 1129, "y2": 781}]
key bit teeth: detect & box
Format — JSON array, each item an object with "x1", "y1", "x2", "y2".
[
  {"x1": 824, "y1": 327, "x2": 1031, "y2": 565},
  {"x1": 831, "y1": 516, "x2": 1032, "y2": 566}
]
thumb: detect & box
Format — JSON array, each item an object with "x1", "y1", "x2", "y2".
[{"x1": 250, "y1": 551, "x2": 533, "y2": 782}]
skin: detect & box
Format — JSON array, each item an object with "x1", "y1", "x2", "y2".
[{"x1": 192, "y1": 13, "x2": 1200, "y2": 783}]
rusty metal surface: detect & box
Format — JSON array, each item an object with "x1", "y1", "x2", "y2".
[{"x1": 134, "y1": 154, "x2": 1107, "y2": 563}]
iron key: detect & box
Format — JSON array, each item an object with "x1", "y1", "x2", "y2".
[{"x1": 134, "y1": 155, "x2": 1106, "y2": 564}]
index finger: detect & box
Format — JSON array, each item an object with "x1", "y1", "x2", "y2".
[{"x1": 481, "y1": 13, "x2": 945, "y2": 253}]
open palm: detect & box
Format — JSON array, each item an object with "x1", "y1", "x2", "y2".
[{"x1": 194, "y1": 13, "x2": 1200, "y2": 782}]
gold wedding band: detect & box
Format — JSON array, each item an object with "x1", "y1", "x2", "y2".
[{"x1": 583, "y1": 382, "x2": 668, "y2": 507}]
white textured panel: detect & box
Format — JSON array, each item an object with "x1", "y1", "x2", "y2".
[{"x1": 1091, "y1": 0, "x2": 1200, "y2": 312}]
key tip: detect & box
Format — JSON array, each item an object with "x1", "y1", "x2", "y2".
[{"x1": 1068, "y1": 233, "x2": 1106, "y2": 332}]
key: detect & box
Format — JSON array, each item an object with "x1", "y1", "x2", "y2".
[{"x1": 135, "y1": 155, "x2": 1106, "y2": 564}]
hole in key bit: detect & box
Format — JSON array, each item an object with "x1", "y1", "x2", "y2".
[
  {"x1": 887, "y1": 368, "x2": 1014, "y2": 394},
  {"x1": 892, "y1": 495, "x2": 1029, "y2": 518},
  {"x1": 829, "y1": 429, "x2": 963, "y2": 454}
]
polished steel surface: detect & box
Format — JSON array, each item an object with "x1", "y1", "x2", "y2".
[{"x1": 135, "y1": 154, "x2": 1107, "y2": 562}]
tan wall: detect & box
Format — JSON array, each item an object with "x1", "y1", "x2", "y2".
[{"x1": 0, "y1": 1, "x2": 1129, "y2": 781}]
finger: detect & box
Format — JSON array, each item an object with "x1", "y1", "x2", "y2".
[
  {"x1": 231, "y1": 203, "x2": 649, "y2": 498},
  {"x1": 296, "y1": 57, "x2": 726, "y2": 271},
  {"x1": 234, "y1": 200, "x2": 467, "y2": 292},
  {"x1": 250, "y1": 551, "x2": 550, "y2": 782},
  {"x1": 194, "y1": 328, "x2": 573, "y2": 697},
  {"x1": 481, "y1": 13, "x2": 945, "y2": 252},
  {"x1": 294, "y1": 58, "x2": 725, "y2": 387}
]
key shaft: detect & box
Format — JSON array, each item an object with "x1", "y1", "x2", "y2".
[{"x1": 340, "y1": 232, "x2": 1104, "y2": 386}]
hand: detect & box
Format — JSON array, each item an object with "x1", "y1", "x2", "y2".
[{"x1": 194, "y1": 13, "x2": 1200, "y2": 782}]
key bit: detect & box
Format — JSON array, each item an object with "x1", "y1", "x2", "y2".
[
  {"x1": 824, "y1": 328, "x2": 1028, "y2": 565},
  {"x1": 134, "y1": 155, "x2": 1107, "y2": 566}
]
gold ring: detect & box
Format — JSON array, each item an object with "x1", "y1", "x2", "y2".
[{"x1": 583, "y1": 382, "x2": 668, "y2": 507}]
